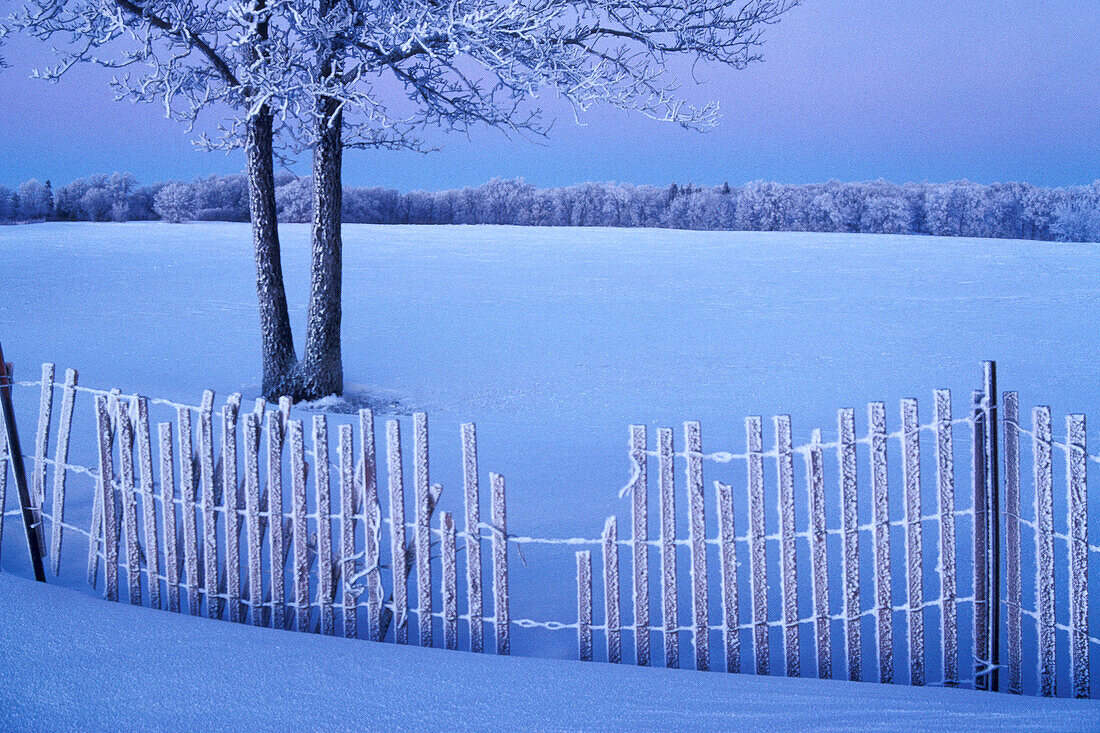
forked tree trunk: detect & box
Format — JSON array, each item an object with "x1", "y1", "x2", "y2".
[
  {"x1": 298, "y1": 96, "x2": 344, "y2": 399},
  {"x1": 247, "y1": 109, "x2": 299, "y2": 399}
]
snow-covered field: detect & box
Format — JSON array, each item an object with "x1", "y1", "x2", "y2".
[{"x1": 2, "y1": 222, "x2": 1100, "y2": 723}]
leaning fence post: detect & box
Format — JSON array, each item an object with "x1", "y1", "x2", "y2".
[
  {"x1": 1033, "y1": 406, "x2": 1056, "y2": 696},
  {"x1": 462, "y1": 423, "x2": 483, "y2": 653},
  {"x1": 1003, "y1": 391, "x2": 1021, "y2": 694},
  {"x1": 658, "y1": 427, "x2": 678, "y2": 669},
  {"x1": 716, "y1": 481, "x2": 739, "y2": 674},
  {"x1": 603, "y1": 515, "x2": 621, "y2": 664},
  {"x1": 178, "y1": 406, "x2": 200, "y2": 616},
  {"x1": 775, "y1": 415, "x2": 799, "y2": 678},
  {"x1": 360, "y1": 409, "x2": 383, "y2": 642},
  {"x1": 577, "y1": 550, "x2": 593, "y2": 662},
  {"x1": 630, "y1": 424, "x2": 650, "y2": 667},
  {"x1": 869, "y1": 401, "x2": 892, "y2": 684},
  {"x1": 901, "y1": 398, "x2": 924, "y2": 686},
  {"x1": 387, "y1": 419, "x2": 408, "y2": 644},
  {"x1": 0, "y1": 354, "x2": 46, "y2": 581},
  {"x1": 31, "y1": 362, "x2": 54, "y2": 558},
  {"x1": 94, "y1": 395, "x2": 118, "y2": 599},
  {"x1": 685, "y1": 421, "x2": 709, "y2": 672},
  {"x1": 491, "y1": 472, "x2": 509, "y2": 655},
  {"x1": 806, "y1": 429, "x2": 830, "y2": 680},
  {"x1": 1066, "y1": 414, "x2": 1089, "y2": 699},
  {"x1": 838, "y1": 408, "x2": 860, "y2": 682},
  {"x1": 117, "y1": 403, "x2": 142, "y2": 606},
  {"x1": 49, "y1": 369, "x2": 78, "y2": 576},
  {"x1": 746, "y1": 416, "x2": 768, "y2": 676},
  {"x1": 135, "y1": 397, "x2": 160, "y2": 611},
  {"x1": 934, "y1": 390, "x2": 957, "y2": 687}
]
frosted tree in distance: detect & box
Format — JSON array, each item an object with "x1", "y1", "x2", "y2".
[{"x1": 6, "y1": 0, "x2": 801, "y2": 399}]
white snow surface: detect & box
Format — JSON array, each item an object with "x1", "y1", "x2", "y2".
[{"x1": 0, "y1": 573, "x2": 1095, "y2": 730}]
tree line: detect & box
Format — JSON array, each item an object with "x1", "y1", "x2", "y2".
[{"x1": 3, "y1": 173, "x2": 1099, "y2": 242}]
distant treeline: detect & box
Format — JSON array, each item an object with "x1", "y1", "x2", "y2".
[{"x1": 3, "y1": 173, "x2": 1099, "y2": 242}]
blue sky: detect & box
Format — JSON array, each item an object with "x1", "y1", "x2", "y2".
[{"x1": 0, "y1": 0, "x2": 1097, "y2": 190}]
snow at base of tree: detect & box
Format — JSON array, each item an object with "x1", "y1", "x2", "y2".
[{"x1": 0, "y1": 573, "x2": 1094, "y2": 730}]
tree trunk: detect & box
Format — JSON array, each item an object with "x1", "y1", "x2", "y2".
[
  {"x1": 298, "y1": 97, "x2": 344, "y2": 399},
  {"x1": 246, "y1": 109, "x2": 298, "y2": 399}
]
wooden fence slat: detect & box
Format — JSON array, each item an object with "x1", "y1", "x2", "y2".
[
  {"x1": 313, "y1": 417, "x2": 333, "y2": 636},
  {"x1": 462, "y1": 422, "x2": 483, "y2": 653},
  {"x1": 414, "y1": 412, "x2": 432, "y2": 648},
  {"x1": 1034, "y1": 406, "x2": 1055, "y2": 696},
  {"x1": 491, "y1": 472, "x2": 509, "y2": 656},
  {"x1": 289, "y1": 419, "x2": 309, "y2": 633},
  {"x1": 337, "y1": 422, "x2": 356, "y2": 638},
  {"x1": 807, "y1": 429, "x2": 830, "y2": 680},
  {"x1": 1067, "y1": 414, "x2": 1089, "y2": 699},
  {"x1": 244, "y1": 413, "x2": 263, "y2": 626},
  {"x1": 222, "y1": 396, "x2": 241, "y2": 623},
  {"x1": 630, "y1": 424, "x2": 649, "y2": 667},
  {"x1": 869, "y1": 401, "x2": 892, "y2": 684},
  {"x1": 1003, "y1": 391, "x2": 1021, "y2": 694},
  {"x1": 134, "y1": 398, "x2": 160, "y2": 611},
  {"x1": 94, "y1": 395, "x2": 118, "y2": 601},
  {"x1": 972, "y1": 391, "x2": 990, "y2": 689},
  {"x1": 658, "y1": 427, "x2": 678, "y2": 669},
  {"x1": 685, "y1": 421, "x2": 708, "y2": 672},
  {"x1": 746, "y1": 416, "x2": 768, "y2": 676},
  {"x1": 442, "y1": 511, "x2": 458, "y2": 651},
  {"x1": 159, "y1": 422, "x2": 180, "y2": 613},
  {"x1": 117, "y1": 402, "x2": 142, "y2": 605},
  {"x1": 716, "y1": 481, "x2": 739, "y2": 674},
  {"x1": 199, "y1": 391, "x2": 219, "y2": 619},
  {"x1": 267, "y1": 412, "x2": 286, "y2": 630},
  {"x1": 31, "y1": 362, "x2": 54, "y2": 556},
  {"x1": 838, "y1": 408, "x2": 860, "y2": 682},
  {"x1": 901, "y1": 398, "x2": 924, "y2": 686},
  {"x1": 775, "y1": 415, "x2": 799, "y2": 678},
  {"x1": 934, "y1": 390, "x2": 957, "y2": 687},
  {"x1": 577, "y1": 550, "x2": 593, "y2": 662},
  {"x1": 388, "y1": 419, "x2": 408, "y2": 644},
  {"x1": 49, "y1": 368, "x2": 78, "y2": 576},
  {"x1": 603, "y1": 515, "x2": 621, "y2": 664},
  {"x1": 361, "y1": 409, "x2": 382, "y2": 641},
  {"x1": 178, "y1": 406, "x2": 200, "y2": 616},
  {"x1": 87, "y1": 388, "x2": 120, "y2": 588}
]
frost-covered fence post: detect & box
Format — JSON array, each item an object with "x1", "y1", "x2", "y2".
[
  {"x1": 630, "y1": 424, "x2": 649, "y2": 667},
  {"x1": 360, "y1": 409, "x2": 383, "y2": 641},
  {"x1": 87, "y1": 387, "x2": 120, "y2": 588},
  {"x1": 267, "y1": 412, "x2": 287, "y2": 630},
  {"x1": 414, "y1": 412, "x2": 432, "y2": 648},
  {"x1": 1003, "y1": 391, "x2": 1021, "y2": 694},
  {"x1": 869, "y1": 401, "x2": 892, "y2": 684},
  {"x1": 1033, "y1": 406, "x2": 1056, "y2": 696},
  {"x1": 289, "y1": 419, "x2": 310, "y2": 633},
  {"x1": 178, "y1": 405, "x2": 200, "y2": 616},
  {"x1": 491, "y1": 472, "x2": 510, "y2": 656},
  {"x1": 312, "y1": 416, "x2": 334, "y2": 636},
  {"x1": 159, "y1": 422, "x2": 180, "y2": 614},
  {"x1": 658, "y1": 427, "x2": 678, "y2": 669},
  {"x1": 716, "y1": 481, "x2": 739, "y2": 674},
  {"x1": 685, "y1": 421, "x2": 709, "y2": 672},
  {"x1": 243, "y1": 413, "x2": 263, "y2": 626},
  {"x1": 117, "y1": 403, "x2": 142, "y2": 605},
  {"x1": 775, "y1": 415, "x2": 799, "y2": 677},
  {"x1": 49, "y1": 368, "x2": 78, "y2": 576},
  {"x1": 462, "y1": 422, "x2": 483, "y2": 653},
  {"x1": 1066, "y1": 414, "x2": 1089, "y2": 699},
  {"x1": 135, "y1": 397, "x2": 160, "y2": 611},
  {"x1": 222, "y1": 396, "x2": 241, "y2": 623},
  {"x1": 972, "y1": 391, "x2": 990, "y2": 690},
  {"x1": 747, "y1": 416, "x2": 768, "y2": 676},
  {"x1": 388, "y1": 419, "x2": 408, "y2": 644},
  {"x1": 838, "y1": 408, "x2": 860, "y2": 682},
  {"x1": 199, "y1": 390, "x2": 219, "y2": 620},
  {"x1": 982, "y1": 362, "x2": 1000, "y2": 694},
  {"x1": 336, "y1": 423, "x2": 355, "y2": 638},
  {"x1": 806, "y1": 429, "x2": 830, "y2": 680},
  {"x1": 441, "y1": 511, "x2": 458, "y2": 651},
  {"x1": 901, "y1": 398, "x2": 924, "y2": 686},
  {"x1": 577, "y1": 550, "x2": 593, "y2": 662},
  {"x1": 94, "y1": 395, "x2": 118, "y2": 601},
  {"x1": 31, "y1": 362, "x2": 54, "y2": 557},
  {"x1": 603, "y1": 515, "x2": 621, "y2": 664},
  {"x1": 934, "y1": 390, "x2": 957, "y2": 687}
]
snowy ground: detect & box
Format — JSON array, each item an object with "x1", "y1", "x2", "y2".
[
  {"x1": 1, "y1": 573, "x2": 1096, "y2": 730},
  {"x1": 3, "y1": 222, "x2": 1100, "y2": 715}
]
